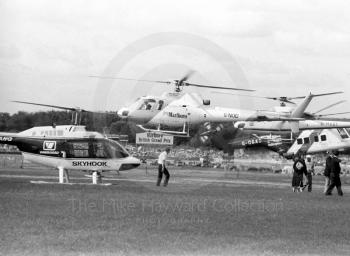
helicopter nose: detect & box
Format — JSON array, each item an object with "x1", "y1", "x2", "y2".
[
  {"x1": 117, "y1": 108, "x2": 129, "y2": 118},
  {"x1": 120, "y1": 156, "x2": 141, "y2": 170}
]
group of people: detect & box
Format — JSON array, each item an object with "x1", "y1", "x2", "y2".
[
  {"x1": 156, "y1": 147, "x2": 344, "y2": 196},
  {"x1": 292, "y1": 151, "x2": 343, "y2": 196}
]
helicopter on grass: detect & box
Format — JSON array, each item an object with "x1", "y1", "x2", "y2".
[
  {"x1": 207, "y1": 126, "x2": 350, "y2": 159},
  {"x1": 0, "y1": 124, "x2": 140, "y2": 184},
  {"x1": 199, "y1": 91, "x2": 350, "y2": 155}
]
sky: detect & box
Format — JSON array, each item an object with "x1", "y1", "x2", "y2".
[{"x1": 1, "y1": 0, "x2": 350, "y2": 115}]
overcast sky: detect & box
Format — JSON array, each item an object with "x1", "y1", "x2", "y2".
[{"x1": 1, "y1": 0, "x2": 350, "y2": 115}]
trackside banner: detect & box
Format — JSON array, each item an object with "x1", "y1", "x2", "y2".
[{"x1": 136, "y1": 132, "x2": 173, "y2": 145}]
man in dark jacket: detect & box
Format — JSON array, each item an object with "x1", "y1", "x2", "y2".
[
  {"x1": 325, "y1": 151, "x2": 343, "y2": 196},
  {"x1": 292, "y1": 154, "x2": 307, "y2": 192},
  {"x1": 323, "y1": 151, "x2": 332, "y2": 193}
]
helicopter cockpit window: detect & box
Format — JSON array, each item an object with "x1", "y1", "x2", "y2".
[
  {"x1": 138, "y1": 99, "x2": 156, "y2": 110},
  {"x1": 92, "y1": 142, "x2": 108, "y2": 158},
  {"x1": 67, "y1": 139, "x2": 129, "y2": 159},
  {"x1": 337, "y1": 128, "x2": 349, "y2": 139},
  {"x1": 104, "y1": 140, "x2": 129, "y2": 158},
  {"x1": 126, "y1": 98, "x2": 142, "y2": 111}
]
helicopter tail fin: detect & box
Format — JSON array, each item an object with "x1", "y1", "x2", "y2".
[{"x1": 291, "y1": 92, "x2": 343, "y2": 118}]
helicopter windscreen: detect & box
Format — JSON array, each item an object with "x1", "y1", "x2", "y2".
[
  {"x1": 67, "y1": 139, "x2": 129, "y2": 159},
  {"x1": 138, "y1": 99, "x2": 157, "y2": 110}
]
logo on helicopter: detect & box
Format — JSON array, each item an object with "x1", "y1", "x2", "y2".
[
  {"x1": 72, "y1": 161, "x2": 108, "y2": 167},
  {"x1": 164, "y1": 112, "x2": 187, "y2": 119},
  {"x1": 43, "y1": 141, "x2": 56, "y2": 150}
]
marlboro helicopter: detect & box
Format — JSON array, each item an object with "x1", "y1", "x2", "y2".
[
  {"x1": 90, "y1": 71, "x2": 309, "y2": 136},
  {"x1": 0, "y1": 122, "x2": 141, "y2": 184}
]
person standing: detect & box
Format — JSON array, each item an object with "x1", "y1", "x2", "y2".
[
  {"x1": 325, "y1": 151, "x2": 343, "y2": 196},
  {"x1": 292, "y1": 154, "x2": 307, "y2": 192},
  {"x1": 156, "y1": 148, "x2": 171, "y2": 187},
  {"x1": 323, "y1": 151, "x2": 333, "y2": 193},
  {"x1": 304, "y1": 155, "x2": 315, "y2": 192}
]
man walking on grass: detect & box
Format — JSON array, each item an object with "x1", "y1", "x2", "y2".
[{"x1": 156, "y1": 147, "x2": 171, "y2": 187}]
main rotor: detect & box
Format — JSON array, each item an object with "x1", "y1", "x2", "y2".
[
  {"x1": 12, "y1": 101, "x2": 92, "y2": 125},
  {"x1": 89, "y1": 70, "x2": 255, "y2": 93}
]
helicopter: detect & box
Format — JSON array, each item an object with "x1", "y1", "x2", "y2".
[
  {"x1": 208, "y1": 126, "x2": 350, "y2": 159},
  {"x1": 205, "y1": 91, "x2": 346, "y2": 134},
  {"x1": 199, "y1": 91, "x2": 350, "y2": 154},
  {"x1": 0, "y1": 124, "x2": 141, "y2": 184},
  {"x1": 90, "y1": 72, "x2": 309, "y2": 136}
]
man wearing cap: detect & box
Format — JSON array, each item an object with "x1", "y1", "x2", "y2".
[
  {"x1": 156, "y1": 147, "x2": 171, "y2": 187},
  {"x1": 325, "y1": 150, "x2": 343, "y2": 196}
]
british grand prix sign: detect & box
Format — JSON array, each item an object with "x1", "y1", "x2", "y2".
[{"x1": 136, "y1": 132, "x2": 173, "y2": 145}]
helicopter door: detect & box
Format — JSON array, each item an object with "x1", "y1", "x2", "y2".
[
  {"x1": 66, "y1": 139, "x2": 109, "y2": 158},
  {"x1": 66, "y1": 140, "x2": 90, "y2": 158}
]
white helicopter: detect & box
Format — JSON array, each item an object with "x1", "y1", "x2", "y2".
[
  {"x1": 0, "y1": 124, "x2": 140, "y2": 184},
  {"x1": 285, "y1": 128, "x2": 350, "y2": 157},
  {"x1": 226, "y1": 127, "x2": 350, "y2": 159},
  {"x1": 199, "y1": 91, "x2": 350, "y2": 154},
  {"x1": 211, "y1": 91, "x2": 348, "y2": 133},
  {"x1": 91, "y1": 72, "x2": 309, "y2": 136}
]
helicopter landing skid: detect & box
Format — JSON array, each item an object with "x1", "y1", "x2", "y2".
[
  {"x1": 56, "y1": 167, "x2": 107, "y2": 185},
  {"x1": 136, "y1": 124, "x2": 190, "y2": 137},
  {"x1": 58, "y1": 167, "x2": 70, "y2": 183},
  {"x1": 30, "y1": 180, "x2": 112, "y2": 186}
]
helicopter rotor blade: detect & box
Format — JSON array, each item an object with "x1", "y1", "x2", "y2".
[
  {"x1": 212, "y1": 91, "x2": 343, "y2": 104},
  {"x1": 281, "y1": 99, "x2": 296, "y2": 105},
  {"x1": 90, "y1": 74, "x2": 255, "y2": 92},
  {"x1": 316, "y1": 112, "x2": 350, "y2": 117},
  {"x1": 277, "y1": 91, "x2": 344, "y2": 101},
  {"x1": 312, "y1": 100, "x2": 346, "y2": 115},
  {"x1": 287, "y1": 96, "x2": 307, "y2": 100},
  {"x1": 212, "y1": 91, "x2": 294, "y2": 103},
  {"x1": 212, "y1": 91, "x2": 275, "y2": 99},
  {"x1": 12, "y1": 101, "x2": 93, "y2": 113},
  {"x1": 265, "y1": 97, "x2": 296, "y2": 105},
  {"x1": 178, "y1": 70, "x2": 195, "y2": 85},
  {"x1": 89, "y1": 75, "x2": 170, "y2": 84},
  {"x1": 186, "y1": 83, "x2": 255, "y2": 92},
  {"x1": 309, "y1": 91, "x2": 343, "y2": 98}
]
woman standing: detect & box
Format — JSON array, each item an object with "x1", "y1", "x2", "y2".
[{"x1": 292, "y1": 154, "x2": 307, "y2": 192}]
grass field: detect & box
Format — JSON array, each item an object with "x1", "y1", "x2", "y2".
[{"x1": 0, "y1": 167, "x2": 350, "y2": 256}]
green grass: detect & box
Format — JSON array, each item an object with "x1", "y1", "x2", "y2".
[{"x1": 0, "y1": 170, "x2": 350, "y2": 255}]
